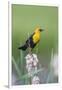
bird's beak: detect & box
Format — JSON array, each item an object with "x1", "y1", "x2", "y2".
[{"x1": 39, "y1": 29, "x2": 44, "y2": 32}]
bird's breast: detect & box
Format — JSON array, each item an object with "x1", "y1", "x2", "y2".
[{"x1": 33, "y1": 33, "x2": 40, "y2": 44}]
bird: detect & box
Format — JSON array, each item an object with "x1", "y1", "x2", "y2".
[{"x1": 18, "y1": 27, "x2": 44, "y2": 51}]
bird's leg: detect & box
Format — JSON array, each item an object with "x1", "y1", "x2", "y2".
[
  {"x1": 28, "y1": 47, "x2": 32, "y2": 55},
  {"x1": 28, "y1": 34, "x2": 32, "y2": 55}
]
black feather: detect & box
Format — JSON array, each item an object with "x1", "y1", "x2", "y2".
[
  {"x1": 18, "y1": 32, "x2": 37, "y2": 51},
  {"x1": 18, "y1": 43, "x2": 28, "y2": 50}
]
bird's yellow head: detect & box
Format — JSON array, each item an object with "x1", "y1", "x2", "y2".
[{"x1": 34, "y1": 26, "x2": 44, "y2": 33}]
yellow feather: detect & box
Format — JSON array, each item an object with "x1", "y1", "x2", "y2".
[{"x1": 33, "y1": 30, "x2": 40, "y2": 43}]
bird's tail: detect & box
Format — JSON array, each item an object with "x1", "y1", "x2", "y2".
[{"x1": 18, "y1": 43, "x2": 28, "y2": 51}]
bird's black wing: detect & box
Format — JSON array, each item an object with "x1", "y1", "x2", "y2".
[
  {"x1": 26, "y1": 32, "x2": 37, "y2": 48},
  {"x1": 26, "y1": 32, "x2": 35, "y2": 43}
]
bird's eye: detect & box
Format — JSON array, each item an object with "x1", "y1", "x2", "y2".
[{"x1": 39, "y1": 29, "x2": 44, "y2": 32}]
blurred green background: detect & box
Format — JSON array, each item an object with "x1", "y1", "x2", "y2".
[{"x1": 12, "y1": 4, "x2": 58, "y2": 85}]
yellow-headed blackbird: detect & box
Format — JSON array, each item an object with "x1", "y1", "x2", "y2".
[{"x1": 18, "y1": 27, "x2": 44, "y2": 51}]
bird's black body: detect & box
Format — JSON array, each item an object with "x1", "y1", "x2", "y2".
[{"x1": 18, "y1": 33, "x2": 37, "y2": 50}]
